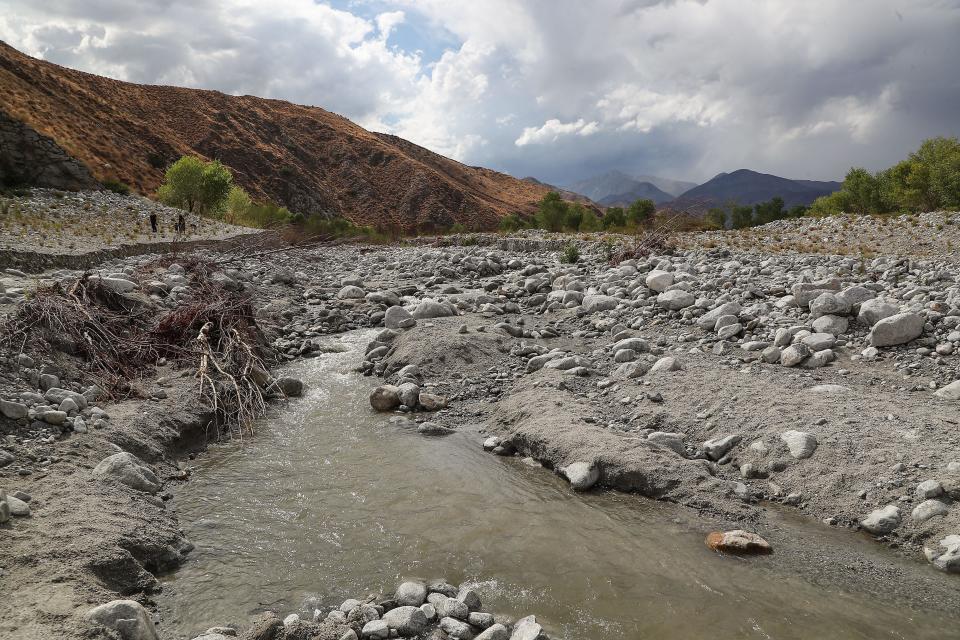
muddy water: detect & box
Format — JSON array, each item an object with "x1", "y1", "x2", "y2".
[{"x1": 161, "y1": 331, "x2": 956, "y2": 639}]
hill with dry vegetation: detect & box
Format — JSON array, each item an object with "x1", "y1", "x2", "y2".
[{"x1": 0, "y1": 41, "x2": 551, "y2": 231}]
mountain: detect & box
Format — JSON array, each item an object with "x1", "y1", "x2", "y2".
[
  {"x1": 0, "y1": 41, "x2": 550, "y2": 231},
  {"x1": 597, "y1": 182, "x2": 674, "y2": 207},
  {"x1": 634, "y1": 175, "x2": 697, "y2": 198},
  {"x1": 521, "y1": 177, "x2": 596, "y2": 205},
  {"x1": 669, "y1": 169, "x2": 841, "y2": 212},
  {"x1": 566, "y1": 170, "x2": 691, "y2": 204}
]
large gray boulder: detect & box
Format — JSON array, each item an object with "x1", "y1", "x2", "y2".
[
  {"x1": 869, "y1": 312, "x2": 924, "y2": 347},
  {"x1": 395, "y1": 581, "x2": 428, "y2": 606},
  {"x1": 656, "y1": 290, "x2": 695, "y2": 311},
  {"x1": 381, "y1": 606, "x2": 428, "y2": 637},
  {"x1": 809, "y1": 292, "x2": 851, "y2": 318},
  {"x1": 385, "y1": 306, "x2": 416, "y2": 330},
  {"x1": 934, "y1": 380, "x2": 960, "y2": 400},
  {"x1": 510, "y1": 615, "x2": 545, "y2": 640},
  {"x1": 86, "y1": 600, "x2": 160, "y2": 640},
  {"x1": 695, "y1": 302, "x2": 742, "y2": 330},
  {"x1": 644, "y1": 270, "x2": 674, "y2": 292},
  {"x1": 780, "y1": 430, "x2": 817, "y2": 459},
  {"x1": 412, "y1": 299, "x2": 456, "y2": 320},
  {"x1": 44, "y1": 387, "x2": 88, "y2": 410},
  {"x1": 861, "y1": 505, "x2": 901, "y2": 535},
  {"x1": 858, "y1": 298, "x2": 898, "y2": 327},
  {"x1": 92, "y1": 452, "x2": 161, "y2": 494},
  {"x1": 0, "y1": 399, "x2": 27, "y2": 419},
  {"x1": 560, "y1": 461, "x2": 600, "y2": 491},
  {"x1": 580, "y1": 295, "x2": 618, "y2": 313}
]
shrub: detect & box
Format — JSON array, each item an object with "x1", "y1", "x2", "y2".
[
  {"x1": 498, "y1": 213, "x2": 525, "y2": 232},
  {"x1": 602, "y1": 207, "x2": 626, "y2": 229},
  {"x1": 534, "y1": 192, "x2": 568, "y2": 232},
  {"x1": 626, "y1": 199, "x2": 656, "y2": 226},
  {"x1": 561, "y1": 242, "x2": 580, "y2": 264},
  {"x1": 579, "y1": 210, "x2": 602, "y2": 231},
  {"x1": 102, "y1": 178, "x2": 131, "y2": 195}
]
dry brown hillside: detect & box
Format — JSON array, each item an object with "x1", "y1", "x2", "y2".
[{"x1": 0, "y1": 41, "x2": 551, "y2": 230}]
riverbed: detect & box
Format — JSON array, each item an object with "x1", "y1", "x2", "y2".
[{"x1": 160, "y1": 330, "x2": 958, "y2": 639}]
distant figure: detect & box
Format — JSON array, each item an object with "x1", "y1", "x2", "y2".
[
  {"x1": 149, "y1": 213, "x2": 158, "y2": 233},
  {"x1": 177, "y1": 213, "x2": 186, "y2": 236}
]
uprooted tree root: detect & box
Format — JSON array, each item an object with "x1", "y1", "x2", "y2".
[{"x1": 0, "y1": 268, "x2": 278, "y2": 437}]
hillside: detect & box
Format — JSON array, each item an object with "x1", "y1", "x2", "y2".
[
  {"x1": 0, "y1": 42, "x2": 549, "y2": 230},
  {"x1": 634, "y1": 174, "x2": 697, "y2": 198},
  {"x1": 669, "y1": 169, "x2": 841, "y2": 211}
]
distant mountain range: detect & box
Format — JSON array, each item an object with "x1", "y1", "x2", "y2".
[
  {"x1": 668, "y1": 169, "x2": 842, "y2": 211},
  {"x1": 563, "y1": 168, "x2": 841, "y2": 212},
  {"x1": 565, "y1": 170, "x2": 691, "y2": 204}
]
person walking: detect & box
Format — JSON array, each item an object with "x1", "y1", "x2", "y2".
[
  {"x1": 177, "y1": 213, "x2": 186, "y2": 237},
  {"x1": 149, "y1": 212, "x2": 158, "y2": 233}
]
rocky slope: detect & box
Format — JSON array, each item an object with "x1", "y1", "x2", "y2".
[{"x1": 0, "y1": 42, "x2": 549, "y2": 230}]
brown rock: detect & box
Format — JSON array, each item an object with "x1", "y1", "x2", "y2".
[
  {"x1": 241, "y1": 613, "x2": 284, "y2": 640},
  {"x1": 705, "y1": 530, "x2": 772, "y2": 555}
]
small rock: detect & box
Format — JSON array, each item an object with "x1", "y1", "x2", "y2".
[{"x1": 705, "y1": 530, "x2": 772, "y2": 555}]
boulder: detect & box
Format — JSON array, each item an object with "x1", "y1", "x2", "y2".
[
  {"x1": 857, "y1": 298, "x2": 898, "y2": 327},
  {"x1": 861, "y1": 505, "x2": 901, "y2": 535},
  {"x1": 381, "y1": 606, "x2": 428, "y2": 637},
  {"x1": 695, "y1": 302, "x2": 742, "y2": 330},
  {"x1": 370, "y1": 385, "x2": 401, "y2": 411},
  {"x1": 780, "y1": 344, "x2": 810, "y2": 367},
  {"x1": 925, "y1": 535, "x2": 960, "y2": 573},
  {"x1": 510, "y1": 615, "x2": 544, "y2": 640},
  {"x1": 656, "y1": 289, "x2": 695, "y2": 310},
  {"x1": 92, "y1": 452, "x2": 161, "y2": 494},
  {"x1": 705, "y1": 530, "x2": 772, "y2": 555},
  {"x1": 780, "y1": 430, "x2": 817, "y2": 459},
  {"x1": 703, "y1": 434, "x2": 741, "y2": 461},
  {"x1": 934, "y1": 381, "x2": 960, "y2": 401},
  {"x1": 912, "y1": 500, "x2": 949, "y2": 523},
  {"x1": 475, "y1": 624, "x2": 510, "y2": 640},
  {"x1": 809, "y1": 292, "x2": 851, "y2": 318},
  {"x1": 337, "y1": 285, "x2": 366, "y2": 299},
  {"x1": 0, "y1": 399, "x2": 28, "y2": 419},
  {"x1": 385, "y1": 306, "x2": 416, "y2": 330},
  {"x1": 869, "y1": 312, "x2": 924, "y2": 347},
  {"x1": 44, "y1": 387, "x2": 88, "y2": 410},
  {"x1": 395, "y1": 581, "x2": 428, "y2": 607},
  {"x1": 86, "y1": 600, "x2": 160, "y2": 640},
  {"x1": 580, "y1": 295, "x2": 618, "y2": 313},
  {"x1": 645, "y1": 270, "x2": 674, "y2": 292},
  {"x1": 560, "y1": 461, "x2": 600, "y2": 491},
  {"x1": 412, "y1": 299, "x2": 456, "y2": 320}
]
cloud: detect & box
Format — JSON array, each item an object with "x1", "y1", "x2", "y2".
[
  {"x1": 515, "y1": 118, "x2": 601, "y2": 146},
  {"x1": 1, "y1": 0, "x2": 959, "y2": 184}
]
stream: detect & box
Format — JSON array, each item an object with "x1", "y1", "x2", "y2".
[{"x1": 160, "y1": 330, "x2": 957, "y2": 639}]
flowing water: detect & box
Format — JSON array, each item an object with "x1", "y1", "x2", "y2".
[{"x1": 161, "y1": 331, "x2": 957, "y2": 639}]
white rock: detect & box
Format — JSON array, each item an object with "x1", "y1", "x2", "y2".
[
  {"x1": 912, "y1": 500, "x2": 949, "y2": 523},
  {"x1": 86, "y1": 600, "x2": 160, "y2": 640},
  {"x1": 869, "y1": 312, "x2": 924, "y2": 347},
  {"x1": 780, "y1": 430, "x2": 817, "y2": 459},
  {"x1": 561, "y1": 461, "x2": 600, "y2": 490},
  {"x1": 645, "y1": 270, "x2": 674, "y2": 292},
  {"x1": 861, "y1": 505, "x2": 901, "y2": 535}
]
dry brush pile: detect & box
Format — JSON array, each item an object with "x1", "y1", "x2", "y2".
[{"x1": 0, "y1": 259, "x2": 278, "y2": 436}]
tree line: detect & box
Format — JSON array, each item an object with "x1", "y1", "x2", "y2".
[{"x1": 500, "y1": 192, "x2": 657, "y2": 233}]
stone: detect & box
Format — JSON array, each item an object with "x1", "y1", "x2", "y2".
[
  {"x1": 934, "y1": 381, "x2": 960, "y2": 401},
  {"x1": 0, "y1": 450, "x2": 13, "y2": 468},
  {"x1": 92, "y1": 452, "x2": 161, "y2": 494},
  {"x1": 361, "y1": 620, "x2": 389, "y2": 640},
  {"x1": 912, "y1": 500, "x2": 949, "y2": 523},
  {"x1": 397, "y1": 383, "x2": 420, "y2": 408},
  {"x1": 0, "y1": 490, "x2": 9, "y2": 524},
  {"x1": 381, "y1": 606, "x2": 428, "y2": 637},
  {"x1": 649, "y1": 356, "x2": 680, "y2": 373},
  {"x1": 44, "y1": 387, "x2": 88, "y2": 410},
  {"x1": 395, "y1": 581, "x2": 428, "y2": 606},
  {"x1": 510, "y1": 615, "x2": 544, "y2": 640},
  {"x1": 561, "y1": 461, "x2": 600, "y2": 491},
  {"x1": 580, "y1": 295, "x2": 618, "y2": 313},
  {"x1": 0, "y1": 399, "x2": 28, "y2": 419},
  {"x1": 809, "y1": 292, "x2": 851, "y2": 318},
  {"x1": 916, "y1": 479, "x2": 943, "y2": 499},
  {"x1": 385, "y1": 306, "x2": 416, "y2": 330},
  {"x1": 780, "y1": 344, "x2": 810, "y2": 367},
  {"x1": 656, "y1": 289, "x2": 695, "y2": 311},
  {"x1": 417, "y1": 422, "x2": 455, "y2": 436},
  {"x1": 412, "y1": 299, "x2": 456, "y2": 320},
  {"x1": 717, "y1": 323, "x2": 743, "y2": 340},
  {"x1": 43, "y1": 410, "x2": 67, "y2": 425},
  {"x1": 418, "y1": 393, "x2": 448, "y2": 411},
  {"x1": 703, "y1": 434, "x2": 741, "y2": 461},
  {"x1": 457, "y1": 588, "x2": 482, "y2": 612},
  {"x1": 99, "y1": 277, "x2": 138, "y2": 294},
  {"x1": 760, "y1": 345, "x2": 781, "y2": 364},
  {"x1": 439, "y1": 617, "x2": 474, "y2": 639},
  {"x1": 780, "y1": 431, "x2": 817, "y2": 459},
  {"x1": 370, "y1": 385, "x2": 401, "y2": 411},
  {"x1": 925, "y1": 535, "x2": 960, "y2": 573},
  {"x1": 645, "y1": 269, "x2": 674, "y2": 292},
  {"x1": 272, "y1": 377, "x2": 304, "y2": 398},
  {"x1": 475, "y1": 625, "x2": 510, "y2": 640},
  {"x1": 241, "y1": 613, "x2": 285, "y2": 640},
  {"x1": 6, "y1": 494, "x2": 29, "y2": 516},
  {"x1": 468, "y1": 612, "x2": 494, "y2": 629},
  {"x1": 337, "y1": 285, "x2": 366, "y2": 299},
  {"x1": 86, "y1": 600, "x2": 160, "y2": 640},
  {"x1": 440, "y1": 598, "x2": 469, "y2": 620},
  {"x1": 695, "y1": 302, "x2": 742, "y2": 330},
  {"x1": 869, "y1": 312, "x2": 924, "y2": 347},
  {"x1": 861, "y1": 505, "x2": 901, "y2": 535},
  {"x1": 705, "y1": 530, "x2": 772, "y2": 554},
  {"x1": 858, "y1": 298, "x2": 898, "y2": 327},
  {"x1": 811, "y1": 314, "x2": 848, "y2": 335}
]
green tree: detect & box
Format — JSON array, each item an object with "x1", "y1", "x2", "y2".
[
  {"x1": 534, "y1": 192, "x2": 568, "y2": 232},
  {"x1": 842, "y1": 167, "x2": 883, "y2": 215},
  {"x1": 602, "y1": 207, "x2": 626, "y2": 229},
  {"x1": 499, "y1": 213, "x2": 525, "y2": 232},
  {"x1": 705, "y1": 207, "x2": 727, "y2": 230},
  {"x1": 753, "y1": 196, "x2": 785, "y2": 224},
  {"x1": 224, "y1": 186, "x2": 252, "y2": 223},
  {"x1": 730, "y1": 205, "x2": 754, "y2": 229},
  {"x1": 563, "y1": 203, "x2": 585, "y2": 231},
  {"x1": 158, "y1": 156, "x2": 234, "y2": 215},
  {"x1": 579, "y1": 210, "x2": 601, "y2": 231},
  {"x1": 626, "y1": 199, "x2": 656, "y2": 226}
]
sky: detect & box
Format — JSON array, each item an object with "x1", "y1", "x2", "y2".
[{"x1": 1, "y1": 0, "x2": 959, "y2": 186}]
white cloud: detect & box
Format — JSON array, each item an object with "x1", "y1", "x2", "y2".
[
  {"x1": 0, "y1": 0, "x2": 958, "y2": 183},
  {"x1": 514, "y1": 119, "x2": 601, "y2": 146}
]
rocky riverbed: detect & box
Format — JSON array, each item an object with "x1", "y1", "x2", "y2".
[{"x1": 3, "y1": 210, "x2": 960, "y2": 639}]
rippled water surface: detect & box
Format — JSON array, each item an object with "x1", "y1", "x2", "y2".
[{"x1": 161, "y1": 331, "x2": 956, "y2": 639}]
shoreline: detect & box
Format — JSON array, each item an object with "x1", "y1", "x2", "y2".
[{"x1": 2, "y1": 234, "x2": 960, "y2": 639}]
